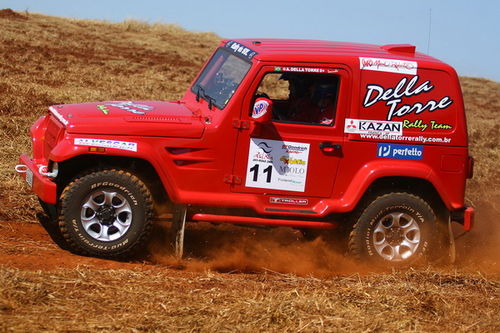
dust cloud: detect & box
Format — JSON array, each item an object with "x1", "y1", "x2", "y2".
[
  {"x1": 147, "y1": 223, "x2": 369, "y2": 277},
  {"x1": 147, "y1": 202, "x2": 500, "y2": 276},
  {"x1": 454, "y1": 200, "x2": 500, "y2": 273}
]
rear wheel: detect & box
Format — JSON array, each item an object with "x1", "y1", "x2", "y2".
[
  {"x1": 349, "y1": 193, "x2": 439, "y2": 267},
  {"x1": 58, "y1": 169, "x2": 153, "y2": 258}
]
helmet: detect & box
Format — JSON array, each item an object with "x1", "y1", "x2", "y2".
[{"x1": 313, "y1": 83, "x2": 336, "y2": 101}]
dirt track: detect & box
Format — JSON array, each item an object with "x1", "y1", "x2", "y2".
[
  {"x1": 0, "y1": 220, "x2": 146, "y2": 271},
  {"x1": 1, "y1": 219, "x2": 499, "y2": 332}
]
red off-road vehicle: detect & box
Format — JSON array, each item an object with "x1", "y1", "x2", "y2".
[{"x1": 17, "y1": 39, "x2": 474, "y2": 266}]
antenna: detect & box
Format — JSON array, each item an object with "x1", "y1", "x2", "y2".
[{"x1": 427, "y1": 8, "x2": 432, "y2": 54}]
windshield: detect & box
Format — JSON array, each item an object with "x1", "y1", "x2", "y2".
[{"x1": 191, "y1": 48, "x2": 252, "y2": 109}]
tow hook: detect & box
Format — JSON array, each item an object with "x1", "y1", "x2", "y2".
[
  {"x1": 15, "y1": 164, "x2": 28, "y2": 173},
  {"x1": 14, "y1": 163, "x2": 59, "y2": 178},
  {"x1": 38, "y1": 164, "x2": 58, "y2": 178}
]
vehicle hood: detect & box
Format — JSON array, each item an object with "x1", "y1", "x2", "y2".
[{"x1": 49, "y1": 101, "x2": 205, "y2": 138}]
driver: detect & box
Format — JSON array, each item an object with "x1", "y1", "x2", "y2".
[{"x1": 289, "y1": 81, "x2": 337, "y2": 125}]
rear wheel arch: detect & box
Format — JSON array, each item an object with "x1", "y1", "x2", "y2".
[{"x1": 353, "y1": 176, "x2": 448, "y2": 220}]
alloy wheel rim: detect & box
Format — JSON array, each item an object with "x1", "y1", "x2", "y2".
[
  {"x1": 80, "y1": 190, "x2": 132, "y2": 242},
  {"x1": 372, "y1": 212, "x2": 421, "y2": 262}
]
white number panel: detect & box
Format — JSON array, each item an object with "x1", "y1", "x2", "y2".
[{"x1": 245, "y1": 138, "x2": 310, "y2": 192}]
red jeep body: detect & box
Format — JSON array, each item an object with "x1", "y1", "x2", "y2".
[{"x1": 18, "y1": 39, "x2": 474, "y2": 264}]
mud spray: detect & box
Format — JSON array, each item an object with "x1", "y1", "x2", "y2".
[
  {"x1": 454, "y1": 200, "x2": 500, "y2": 273},
  {"x1": 147, "y1": 222, "x2": 371, "y2": 278},
  {"x1": 146, "y1": 201, "x2": 500, "y2": 277}
]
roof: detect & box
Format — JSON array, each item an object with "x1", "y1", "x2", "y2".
[{"x1": 224, "y1": 38, "x2": 444, "y2": 66}]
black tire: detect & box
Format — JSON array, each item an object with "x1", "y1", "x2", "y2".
[
  {"x1": 37, "y1": 199, "x2": 70, "y2": 250},
  {"x1": 349, "y1": 193, "x2": 438, "y2": 267},
  {"x1": 58, "y1": 169, "x2": 153, "y2": 258}
]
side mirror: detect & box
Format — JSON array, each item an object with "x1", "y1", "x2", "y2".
[{"x1": 251, "y1": 98, "x2": 273, "y2": 124}]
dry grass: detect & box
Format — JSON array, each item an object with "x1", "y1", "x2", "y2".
[{"x1": 0, "y1": 266, "x2": 498, "y2": 332}]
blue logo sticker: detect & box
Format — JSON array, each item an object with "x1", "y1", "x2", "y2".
[{"x1": 377, "y1": 143, "x2": 423, "y2": 160}]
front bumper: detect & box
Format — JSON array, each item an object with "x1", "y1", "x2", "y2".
[{"x1": 17, "y1": 154, "x2": 57, "y2": 205}]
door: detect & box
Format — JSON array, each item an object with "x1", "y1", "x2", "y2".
[{"x1": 232, "y1": 64, "x2": 350, "y2": 198}]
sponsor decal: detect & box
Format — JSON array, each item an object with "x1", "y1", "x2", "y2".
[
  {"x1": 252, "y1": 99, "x2": 270, "y2": 119},
  {"x1": 360, "y1": 133, "x2": 451, "y2": 144},
  {"x1": 280, "y1": 156, "x2": 306, "y2": 165},
  {"x1": 106, "y1": 101, "x2": 154, "y2": 115},
  {"x1": 281, "y1": 143, "x2": 308, "y2": 153},
  {"x1": 97, "y1": 105, "x2": 109, "y2": 115},
  {"x1": 49, "y1": 106, "x2": 69, "y2": 126},
  {"x1": 403, "y1": 119, "x2": 453, "y2": 132},
  {"x1": 363, "y1": 76, "x2": 453, "y2": 121},
  {"x1": 281, "y1": 67, "x2": 326, "y2": 73},
  {"x1": 257, "y1": 141, "x2": 273, "y2": 154},
  {"x1": 224, "y1": 40, "x2": 258, "y2": 60},
  {"x1": 74, "y1": 138, "x2": 138, "y2": 152},
  {"x1": 377, "y1": 143, "x2": 423, "y2": 160},
  {"x1": 270, "y1": 197, "x2": 308, "y2": 205},
  {"x1": 246, "y1": 138, "x2": 310, "y2": 192},
  {"x1": 345, "y1": 118, "x2": 403, "y2": 136},
  {"x1": 360, "y1": 57, "x2": 418, "y2": 75},
  {"x1": 274, "y1": 66, "x2": 282, "y2": 71}
]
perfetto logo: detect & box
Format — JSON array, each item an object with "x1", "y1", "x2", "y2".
[
  {"x1": 377, "y1": 143, "x2": 423, "y2": 160},
  {"x1": 363, "y1": 76, "x2": 453, "y2": 121}
]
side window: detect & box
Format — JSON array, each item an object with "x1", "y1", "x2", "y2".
[{"x1": 254, "y1": 72, "x2": 340, "y2": 126}]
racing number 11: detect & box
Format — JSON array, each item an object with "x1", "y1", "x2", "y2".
[{"x1": 249, "y1": 164, "x2": 272, "y2": 183}]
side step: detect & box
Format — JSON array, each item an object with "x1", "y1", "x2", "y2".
[
  {"x1": 171, "y1": 211, "x2": 337, "y2": 259},
  {"x1": 190, "y1": 213, "x2": 337, "y2": 229}
]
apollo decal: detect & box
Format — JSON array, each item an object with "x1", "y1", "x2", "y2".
[
  {"x1": 363, "y1": 76, "x2": 453, "y2": 121},
  {"x1": 74, "y1": 138, "x2": 138, "y2": 152},
  {"x1": 360, "y1": 57, "x2": 418, "y2": 75},
  {"x1": 345, "y1": 118, "x2": 403, "y2": 136}
]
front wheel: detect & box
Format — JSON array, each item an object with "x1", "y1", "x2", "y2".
[
  {"x1": 58, "y1": 169, "x2": 153, "y2": 258},
  {"x1": 348, "y1": 193, "x2": 439, "y2": 267}
]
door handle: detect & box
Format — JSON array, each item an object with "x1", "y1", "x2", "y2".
[{"x1": 319, "y1": 142, "x2": 341, "y2": 152}]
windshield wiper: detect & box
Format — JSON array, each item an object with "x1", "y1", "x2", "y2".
[
  {"x1": 195, "y1": 84, "x2": 216, "y2": 110},
  {"x1": 196, "y1": 84, "x2": 205, "y2": 102}
]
